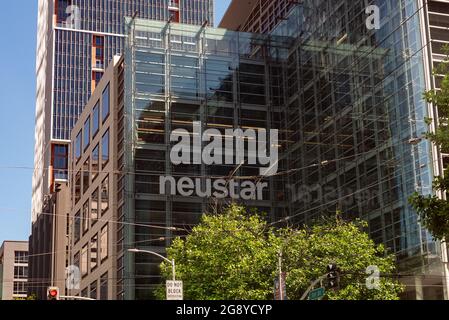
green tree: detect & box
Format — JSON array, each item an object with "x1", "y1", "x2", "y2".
[
  {"x1": 282, "y1": 217, "x2": 403, "y2": 300},
  {"x1": 157, "y1": 205, "x2": 279, "y2": 300},
  {"x1": 157, "y1": 205, "x2": 403, "y2": 300},
  {"x1": 410, "y1": 44, "x2": 449, "y2": 241},
  {"x1": 13, "y1": 294, "x2": 37, "y2": 300}
]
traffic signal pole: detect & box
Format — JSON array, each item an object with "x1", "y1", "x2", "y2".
[
  {"x1": 59, "y1": 295, "x2": 96, "y2": 301},
  {"x1": 278, "y1": 250, "x2": 283, "y2": 301},
  {"x1": 300, "y1": 273, "x2": 329, "y2": 300}
]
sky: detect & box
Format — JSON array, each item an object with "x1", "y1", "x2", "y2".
[
  {"x1": 0, "y1": 1, "x2": 232, "y2": 244},
  {"x1": 0, "y1": 2, "x2": 38, "y2": 242}
]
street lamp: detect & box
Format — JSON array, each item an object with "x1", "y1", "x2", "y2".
[{"x1": 128, "y1": 249, "x2": 176, "y2": 281}]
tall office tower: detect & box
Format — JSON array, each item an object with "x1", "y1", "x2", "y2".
[
  {"x1": 30, "y1": 0, "x2": 214, "y2": 299},
  {"x1": 32, "y1": 0, "x2": 214, "y2": 223},
  {"x1": 221, "y1": 0, "x2": 449, "y2": 299}
]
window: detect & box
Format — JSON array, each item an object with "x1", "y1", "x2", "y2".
[
  {"x1": 101, "y1": 130, "x2": 109, "y2": 168},
  {"x1": 81, "y1": 288, "x2": 88, "y2": 298},
  {"x1": 101, "y1": 176, "x2": 109, "y2": 215},
  {"x1": 82, "y1": 200, "x2": 89, "y2": 235},
  {"x1": 53, "y1": 145, "x2": 68, "y2": 180},
  {"x1": 84, "y1": 117, "x2": 91, "y2": 151},
  {"x1": 90, "y1": 234, "x2": 98, "y2": 271},
  {"x1": 74, "y1": 211, "x2": 81, "y2": 244},
  {"x1": 90, "y1": 280, "x2": 98, "y2": 300},
  {"x1": 91, "y1": 188, "x2": 99, "y2": 224},
  {"x1": 74, "y1": 252, "x2": 80, "y2": 270},
  {"x1": 102, "y1": 84, "x2": 110, "y2": 122},
  {"x1": 81, "y1": 244, "x2": 88, "y2": 277},
  {"x1": 100, "y1": 224, "x2": 108, "y2": 261},
  {"x1": 14, "y1": 251, "x2": 28, "y2": 264},
  {"x1": 96, "y1": 47, "x2": 104, "y2": 57},
  {"x1": 75, "y1": 171, "x2": 81, "y2": 204},
  {"x1": 93, "y1": 71, "x2": 103, "y2": 86},
  {"x1": 100, "y1": 272, "x2": 108, "y2": 300},
  {"x1": 14, "y1": 266, "x2": 28, "y2": 279},
  {"x1": 92, "y1": 103, "x2": 100, "y2": 138},
  {"x1": 94, "y1": 36, "x2": 103, "y2": 46},
  {"x1": 75, "y1": 131, "x2": 82, "y2": 162},
  {"x1": 83, "y1": 158, "x2": 90, "y2": 194},
  {"x1": 92, "y1": 144, "x2": 99, "y2": 181},
  {"x1": 13, "y1": 282, "x2": 27, "y2": 295}
]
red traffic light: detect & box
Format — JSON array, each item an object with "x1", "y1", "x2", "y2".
[{"x1": 47, "y1": 287, "x2": 60, "y2": 300}]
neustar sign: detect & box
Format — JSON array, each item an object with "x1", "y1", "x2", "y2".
[{"x1": 160, "y1": 122, "x2": 279, "y2": 200}]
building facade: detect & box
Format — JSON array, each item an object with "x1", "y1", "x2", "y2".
[
  {"x1": 0, "y1": 241, "x2": 29, "y2": 300},
  {"x1": 28, "y1": 184, "x2": 70, "y2": 300},
  {"x1": 68, "y1": 18, "x2": 290, "y2": 298},
  {"x1": 31, "y1": 0, "x2": 214, "y2": 300},
  {"x1": 33, "y1": 0, "x2": 215, "y2": 222},
  {"x1": 68, "y1": 0, "x2": 449, "y2": 300},
  {"x1": 220, "y1": 0, "x2": 295, "y2": 34},
  {"x1": 68, "y1": 56, "x2": 123, "y2": 300},
  {"x1": 222, "y1": 0, "x2": 449, "y2": 299}
]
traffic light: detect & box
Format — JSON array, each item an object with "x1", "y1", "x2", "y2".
[
  {"x1": 47, "y1": 287, "x2": 60, "y2": 300},
  {"x1": 327, "y1": 264, "x2": 340, "y2": 289}
]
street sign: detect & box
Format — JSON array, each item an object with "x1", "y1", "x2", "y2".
[
  {"x1": 308, "y1": 287, "x2": 325, "y2": 300},
  {"x1": 166, "y1": 280, "x2": 183, "y2": 300}
]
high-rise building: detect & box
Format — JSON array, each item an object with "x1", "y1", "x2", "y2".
[
  {"x1": 31, "y1": 0, "x2": 214, "y2": 300},
  {"x1": 220, "y1": 0, "x2": 449, "y2": 299},
  {"x1": 33, "y1": 0, "x2": 215, "y2": 222},
  {"x1": 0, "y1": 241, "x2": 29, "y2": 300}
]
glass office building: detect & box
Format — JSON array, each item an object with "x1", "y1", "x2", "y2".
[
  {"x1": 274, "y1": 0, "x2": 447, "y2": 299},
  {"x1": 120, "y1": 17, "x2": 290, "y2": 300},
  {"x1": 118, "y1": 0, "x2": 449, "y2": 299},
  {"x1": 33, "y1": 0, "x2": 214, "y2": 222}
]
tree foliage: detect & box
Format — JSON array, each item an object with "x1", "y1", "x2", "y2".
[
  {"x1": 156, "y1": 205, "x2": 403, "y2": 300},
  {"x1": 410, "y1": 44, "x2": 449, "y2": 241}
]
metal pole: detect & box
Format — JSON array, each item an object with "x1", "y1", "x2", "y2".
[
  {"x1": 278, "y1": 250, "x2": 283, "y2": 301},
  {"x1": 172, "y1": 259, "x2": 176, "y2": 281},
  {"x1": 300, "y1": 274, "x2": 328, "y2": 301},
  {"x1": 60, "y1": 295, "x2": 96, "y2": 301},
  {"x1": 129, "y1": 249, "x2": 176, "y2": 280}
]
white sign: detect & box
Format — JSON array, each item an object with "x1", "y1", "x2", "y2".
[{"x1": 166, "y1": 280, "x2": 183, "y2": 300}]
